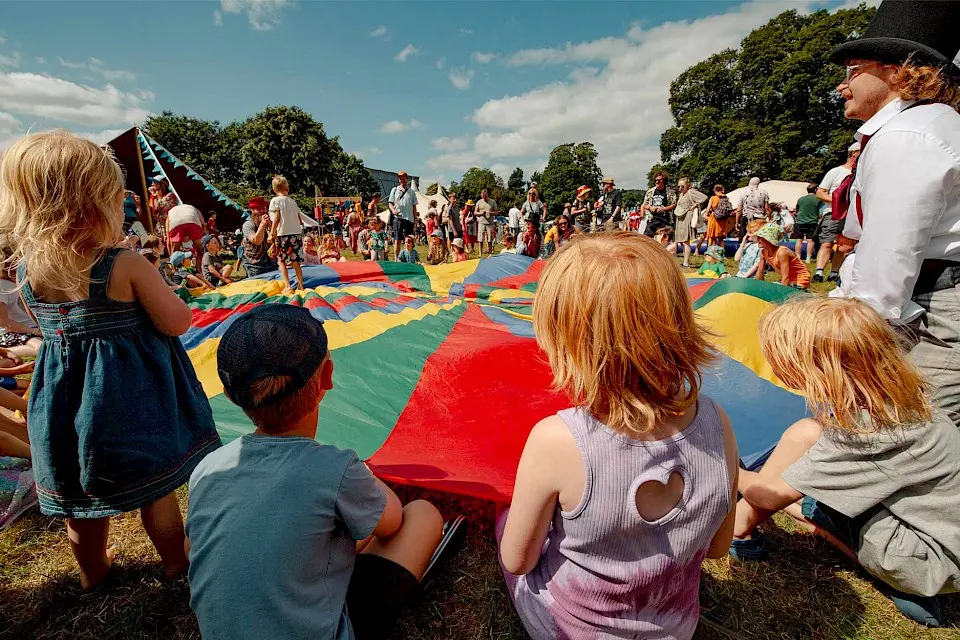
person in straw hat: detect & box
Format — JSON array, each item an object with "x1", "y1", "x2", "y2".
[
  {"x1": 570, "y1": 185, "x2": 593, "y2": 232},
  {"x1": 595, "y1": 177, "x2": 623, "y2": 231},
  {"x1": 826, "y1": 0, "x2": 960, "y2": 426}
]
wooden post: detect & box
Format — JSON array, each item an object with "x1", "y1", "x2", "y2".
[{"x1": 134, "y1": 128, "x2": 154, "y2": 233}]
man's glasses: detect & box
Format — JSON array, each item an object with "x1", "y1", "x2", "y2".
[{"x1": 844, "y1": 64, "x2": 866, "y2": 83}]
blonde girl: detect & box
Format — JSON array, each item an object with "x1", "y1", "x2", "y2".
[
  {"x1": 499, "y1": 232, "x2": 738, "y2": 640},
  {"x1": 732, "y1": 297, "x2": 960, "y2": 627},
  {"x1": 0, "y1": 131, "x2": 220, "y2": 590}
]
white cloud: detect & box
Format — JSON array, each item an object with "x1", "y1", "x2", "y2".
[
  {"x1": 78, "y1": 128, "x2": 128, "y2": 145},
  {"x1": 504, "y1": 37, "x2": 631, "y2": 67},
  {"x1": 465, "y1": 0, "x2": 824, "y2": 187},
  {"x1": 448, "y1": 68, "x2": 475, "y2": 90},
  {"x1": 57, "y1": 57, "x2": 137, "y2": 83},
  {"x1": 471, "y1": 52, "x2": 497, "y2": 64},
  {"x1": 370, "y1": 25, "x2": 387, "y2": 38},
  {"x1": 35, "y1": 57, "x2": 46, "y2": 65},
  {"x1": 431, "y1": 136, "x2": 470, "y2": 152},
  {"x1": 0, "y1": 36, "x2": 6, "y2": 45},
  {"x1": 0, "y1": 111, "x2": 21, "y2": 134},
  {"x1": 219, "y1": 0, "x2": 292, "y2": 31},
  {"x1": 379, "y1": 119, "x2": 424, "y2": 134},
  {"x1": 364, "y1": 146, "x2": 382, "y2": 155},
  {"x1": 435, "y1": 57, "x2": 445, "y2": 69},
  {"x1": 0, "y1": 52, "x2": 22, "y2": 68},
  {"x1": 213, "y1": 9, "x2": 224, "y2": 26},
  {"x1": 57, "y1": 56, "x2": 87, "y2": 69},
  {"x1": 394, "y1": 44, "x2": 420, "y2": 62},
  {"x1": 459, "y1": 28, "x2": 473, "y2": 36},
  {"x1": 0, "y1": 71, "x2": 152, "y2": 126},
  {"x1": 426, "y1": 151, "x2": 483, "y2": 172}
]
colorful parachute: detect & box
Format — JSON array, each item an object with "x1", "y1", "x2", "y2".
[{"x1": 184, "y1": 256, "x2": 808, "y2": 502}]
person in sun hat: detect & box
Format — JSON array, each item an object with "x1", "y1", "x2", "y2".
[
  {"x1": 184, "y1": 304, "x2": 464, "y2": 640},
  {"x1": 148, "y1": 176, "x2": 179, "y2": 247},
  {"x1": 388, "y1": 171, "x2": 418, "y2": 261},
  {"x1": 826, "y1": 0, "x2": 960, "y2": 433},
  {"x1": 571, "y1": 185, "x2": 593, "y2": 232},
  {"x1": 241, "y1": 196, "x2": 277, "y2": 277},
  {"x1": 754, "y1": 222, "x2": 811, "y2": 289},
  {"x1": 596, "y1": 177, "x2": 623, "y2": 231}
]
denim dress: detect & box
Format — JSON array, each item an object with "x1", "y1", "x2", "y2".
[{"x1": 19, "y1": 248, "x2": 221, "y2": 518}]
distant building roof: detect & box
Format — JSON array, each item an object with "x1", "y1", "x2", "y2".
[{"x1": 367, "y1": 168, "x2": 421, "y2": 200}]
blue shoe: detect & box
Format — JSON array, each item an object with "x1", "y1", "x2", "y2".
[
  {"x1": 887, "y1": 590, "x2": 942, "y2": 627},
  {"x1": 729, "y1": 534, "x2": 769, "y2": 561}
]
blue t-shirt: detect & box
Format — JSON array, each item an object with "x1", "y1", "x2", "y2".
[{"x1": 186, "y1": 435, "x2": 386, "y2": 640}]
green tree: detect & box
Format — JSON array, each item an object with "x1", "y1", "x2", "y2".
[
  {"x1": 240, "y1": 105, "x2": 341, "y2": 196},
  {"x1": 330, "y1": 151, "x2": 380, "y2": 198},
  {"x1": 451, "y1": 167, "x2": 504, "y2": 203},
  {"x1": 507, "y1": 167, "x2": 525, "y2": 192},
  {"x1": 142, "y1": 111, "x2": 222, "y2": 180},
  {"x1": 425, "y1": 182, "x2": 439, "y2": 196},
  {"x1": 529, "y1": 171, "x2": 543, "y2": 189},
  {"x1": 538, "y1": 142, "x2": 602, "y2": 218},
  {"x1": 656, "y1": 6, "x2": 874, "y2": 189}
]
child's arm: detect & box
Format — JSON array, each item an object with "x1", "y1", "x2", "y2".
[
  {"x1": 204, "y1": 259, "x2": 231, "y2": 285},
  {"x1": 776, "y1": 249, "x2": 791, "y2": 286},
  {"x1": 706, "y1": 405, "x2": 740, "y2": 558},
  {"x1": 186, "y1": 273, "x2": 214, "y2": 290},
  {"x1": 501, "y1": 416, "x2": 576, "y2": 575},
  {"x1": 754, "y1": 253, "x2": 767, "y2": 280},
  {"x1": 734, "y1": 238, "x2": 748, "y2": 261},
  {"x1": 124, "y1": 252, "x2": 194, "y2": 336}
]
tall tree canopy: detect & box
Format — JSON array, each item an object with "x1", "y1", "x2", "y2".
[
  {"x1": 655, "y1": 6, "x2": 874, "y2": 190},
  {"x1": 539, "y1": 142, "x2": 602, "y2": 217},
  {"x1": 448, "y1": 167, "x2": 506, "y2": 204},
  {"x1": 142, "y1": 106, "x2": 379, "y2": 210}
]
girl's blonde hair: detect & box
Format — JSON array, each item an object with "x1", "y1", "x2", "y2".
[
  {"x1": 272, "y1": 175, "x2": 290, "y2": 194},
  {"x1": 746, "y1": 219, "x2": 765, "y2": 234},
  {"x1": 534, "y1": 232, "x2": 713, "y2": 435},
  {"x1": 0, "y1": 130, "x2": 124, "y2": 297},
  {"x1": 759, "y1": 297, "x2": 931, "y2": 431}
]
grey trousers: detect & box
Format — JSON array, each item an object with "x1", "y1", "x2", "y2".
[{"x1": 904, "y1": 284, "x2": 960, "y2": 425}]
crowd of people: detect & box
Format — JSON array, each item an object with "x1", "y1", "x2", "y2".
[{"x1": 0, "y1": 2, "x2": 958, "y2": 639}]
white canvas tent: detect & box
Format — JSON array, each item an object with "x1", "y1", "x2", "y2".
[{"x1": 727, "y1": 180, "x2": 810, "y2": 210}]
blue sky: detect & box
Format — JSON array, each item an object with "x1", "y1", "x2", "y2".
[{"x1": 0, "y1": 0, "x2": 865, "y2": 188}]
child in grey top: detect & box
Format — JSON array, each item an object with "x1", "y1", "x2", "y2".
[{"x1": 732, "y1": 297, "x2": 960, "y2": 627}]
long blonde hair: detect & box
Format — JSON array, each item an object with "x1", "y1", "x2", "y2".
[
  {"x1": 533, "y1": 232, "x2": 714, "y2": 435},
  {"x1": 0, "y1": 130, "x2": 124, "y2": 297},
  {"x1": 758, "y1": 297, "x2": 931, "y2": 431}
]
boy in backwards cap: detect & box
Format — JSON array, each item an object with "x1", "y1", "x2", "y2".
[{"x1": 185, "y1": 305, "x2": 443, "y2": 639}]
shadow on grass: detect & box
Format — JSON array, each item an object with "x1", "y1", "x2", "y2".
[{"x1": 0, "y1": 559, "x2": 200, "y2": 640}]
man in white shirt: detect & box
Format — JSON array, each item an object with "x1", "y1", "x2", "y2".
[
  {"x1": 829, "y1": 0, "x2": 960, "y2": 430},
  {"x1": 388, "y1": 171, "x2": 418, "y2": 261},
  {"x1": 474, "y1": 189, "x2": 498, "y2": 257},
  {"x1": 507, "y1": 204, "x2": 521, "y2": 238},
  {"x1": 813, "y1": 142, "x2": 860, "y2": 283}
]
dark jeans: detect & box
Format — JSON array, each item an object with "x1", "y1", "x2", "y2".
[{"x1": 243, "y1": 260, "x2": 277, "y2": 278}]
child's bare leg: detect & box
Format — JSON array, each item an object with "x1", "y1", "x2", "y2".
[
  {"x1": 222, "y1": 265, "x2": 235, "y2": 279},
  {"x1": 360, "y1": 500, "x2": 443, "y2": 581},
  {"x1": 292, "y1": 262, "x2": 304, "y2": 291},
  {"x1": 66, "y1": 517, "x2": 114, "y2": 590},
  {"x1": 0, "y1": 430, "x2": 29, "y2": 457},
  {"x1": 277, "y1": 257, "x2": 292, "y2": 291},
  {"x1": 7, "y1": 338, "x2": 41, "y2": 358},
  {"x1": 734, "y1": 418, "x2": 822, "y2": 538},
  {"x1": 141, "y1": 492, "x2": 189, "y2": 579},
  {"x1": 0, "y1": 386, "x2": 27, "y2": 413},
  {"x1": 781, "y1": 501, "x2": 860, "y2": 563}
]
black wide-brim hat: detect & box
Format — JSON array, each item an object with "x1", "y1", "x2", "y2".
[{"x1": 830, "y1": 0, "x2": 960, "y2": 79}]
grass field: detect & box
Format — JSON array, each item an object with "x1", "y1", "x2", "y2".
[{"x1": 3, "y1": 246, "x2": 958, "y2": 639}]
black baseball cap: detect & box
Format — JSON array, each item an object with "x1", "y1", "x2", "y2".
[{"x1": 217, "y1": 305, "x2": 328, "y2": 409}]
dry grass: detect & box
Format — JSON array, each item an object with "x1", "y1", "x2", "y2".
[{"x1": 2, "y1": 485, "x2": 958, "y2": 640}]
